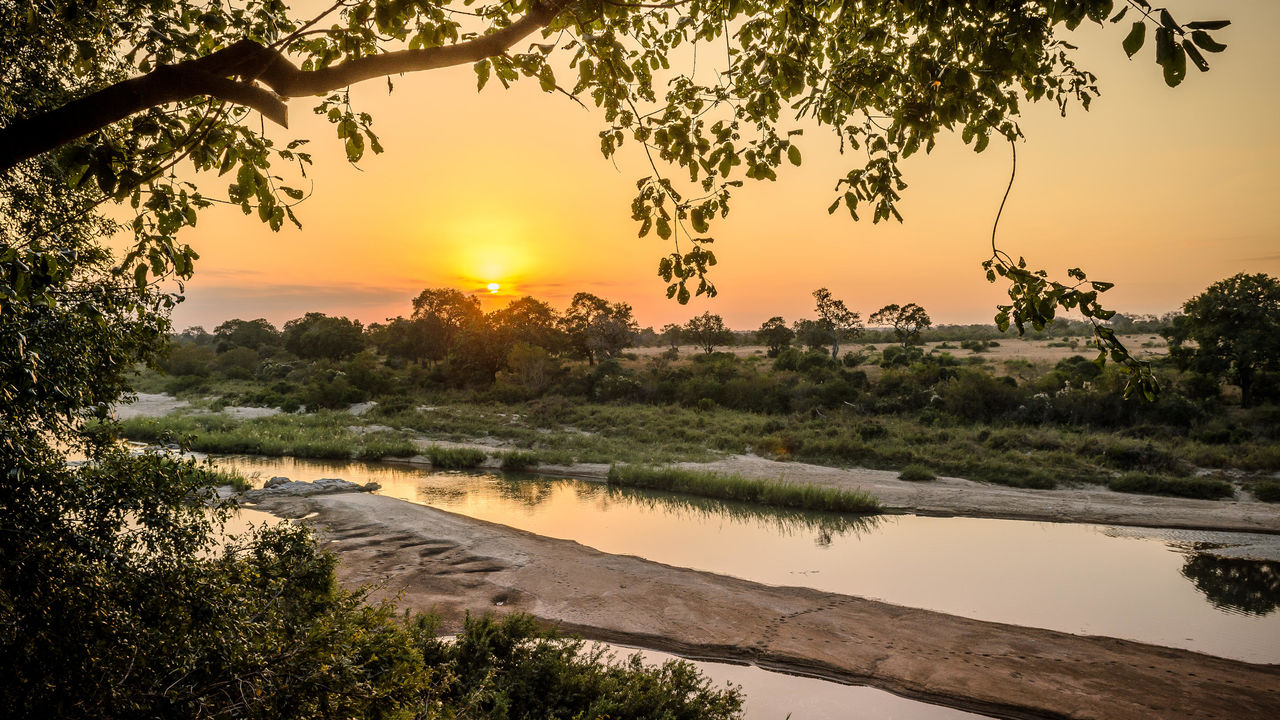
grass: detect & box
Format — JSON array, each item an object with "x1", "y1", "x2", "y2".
[
  {"x1": 198, "y1": 467, "x2": 252, "y2": 491},
  {"x1": 898, "y1": 464, "x2": 936, "y2": 482},
  {"x1": 354, "y1": 435, "x2": 419, "y2": 461},
  {"x1": 424, "y1": 446, "x2": 488, "y2": 469},
  {"x1": 607, "y1": 465, "x2": 880, "y2": 514},
  {"x1": 1251, "y1": 480, "x2": 1280, "y2": 503},
  {"x1": 499, "y1": 450, "x2": 542, "y2": 471},
  {"x1": 1106, "y1": 472, "x2": 1234, "y2": 500}
]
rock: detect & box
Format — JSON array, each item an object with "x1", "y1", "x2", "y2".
[
  {"x1": 241, "y1": 477, "x2": 372, "y2": 501},
  {"x1": 362, "y1": 481, "x2": 381, "y2": 492},
  {"x1": 348, "y1": 401, "x2": 377, "y2": 416}
]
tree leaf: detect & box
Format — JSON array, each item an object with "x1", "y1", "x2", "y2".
[{"x1": 1122, "y1": 22, "x2": 1146, "y2": 58}]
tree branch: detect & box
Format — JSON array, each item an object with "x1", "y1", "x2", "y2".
[{"x1": 0, "y1": 0, "x2": 573, "y2": 173}]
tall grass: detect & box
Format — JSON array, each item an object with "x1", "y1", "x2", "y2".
[
  {"x1": 607, "y1": 465, "x2": 880, "y2": 514},
  {"x1": 499, "y1": 451, "x2": 541, "y2": 471},
  {"x1": 424, "y1": 446, "x2": 488, "y2": 469},
  {"x1": 1250, "y1": 480, "x2": 1280, "y2": 503}
]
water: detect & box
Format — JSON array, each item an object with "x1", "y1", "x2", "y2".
[
  {"x1": 604, "y1": 643, "x2": 986, "y2": 720},
  {"x1": 219, "y1": 455, "x2": 1280, "y2": 664}
]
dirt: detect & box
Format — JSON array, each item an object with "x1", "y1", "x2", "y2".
[{"x1": 255, "y1": 492, "x2": 1280, "y2": 720}]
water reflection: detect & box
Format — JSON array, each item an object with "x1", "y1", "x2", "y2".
[
  {"x1": 413, "y1": 472, "x2": 880, "y2": 546},
  {"x1": 598, "y1": 484, "x2": 881, "y2": 547},
  {"x1": 212, "y1": 455, "x2": 1280, "y2": 663},
  {"x1": 1182, "y1": 554, "x2": 1280, "y2": 617}
]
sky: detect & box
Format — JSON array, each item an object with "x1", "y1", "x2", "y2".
[{"x1": 161, "y1": 0, "x2": 1280, "y2": 332}]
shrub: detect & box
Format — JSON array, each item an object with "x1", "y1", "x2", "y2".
[
  {"x1": 1252, "y1": 481, "x2": 1280, "y2": 503},
  {"x1": 425, "y1": 446, "x2": 487, "y2": 469},
  {"x1": 898, "y1": 464, "x2": 936, "y2": 482},
  {"x1": 1107, "y1": 472, "x2": 1233, "y2": 500},
  {"x1": 500, "y1": 451, "x2": 541, "y2": 471},
  {"x1": 356, "y1": 438, "x2": 418, "y2": 461}
]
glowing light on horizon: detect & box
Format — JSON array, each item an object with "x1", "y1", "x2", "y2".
[{"x1": 487, "y1": 282, "x2": 500, "y2": 293}]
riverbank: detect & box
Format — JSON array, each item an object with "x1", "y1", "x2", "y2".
[
  {"x1": 117, "y1": 393, "x2": 1280, "y2": 534},
  {"x1": 254, "y1": 491, "x2": 1280, "y2": 720}
]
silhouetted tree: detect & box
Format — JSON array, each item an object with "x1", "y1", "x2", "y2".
[
  {"x1": 1163, "y1": 273, "x2": 1280, "y2": 408},
  {"x1": 870, "y1": 303, "x2": 933, "y2": 348},
  {"x1": 684, "y1": 312, "x2": 734, "y2": 354},
  {"x1": 811, "y1": 288, "x2": 863, "y2": 360},
  {"x1": 282, "y1": 313, "x2": 366, "y2": 360},
  {"x1": 560, "y1": 293, "x2": 638, "y2": 365},
  {"x1": 212, "y1": 318, "x2": 281, "y2": 354},
  {"x1": 757, "y1": 316, "x2": 794, "y2": 357}
]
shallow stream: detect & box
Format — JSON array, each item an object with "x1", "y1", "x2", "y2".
[{"x1": 217, "y1": 455, "x2": 1280, "y2": 665}]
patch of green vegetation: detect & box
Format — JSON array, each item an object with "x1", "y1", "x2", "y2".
[
  {"x1": 1106, "y1": 472, "x2": 1234, "y2": 500},
  {"x1": 354, "y1": 436, "x2": 418, "y2": 461},
  {"x1": 607, "y1": 465, "x2": 880, "y2": 514},
  {"x1": 898, "y1": 464, "x2": 936, "y2": 482},
  {"x1": 424, "y1": 445, "x2": 488, "y2": 469},
  {"x1": 499, "y1": 450, "x2": 542, "y2": 471},
  {"x1": 196, "y1": 466, "x2": 251, "y2": 491},
  {"x1": 1251, "y1": 480, "x2": 1280, "y2": 503}
]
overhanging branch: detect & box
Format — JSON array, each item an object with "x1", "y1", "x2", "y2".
[{"x1": 0, "y1": 0, "x2": 572, "y2": 173}]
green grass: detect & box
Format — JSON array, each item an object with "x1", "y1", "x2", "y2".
[
  {"x1": 198, "y1": 467, "x2": 252, "y2": 491},
  {"x1": 607, "y1": 465, "x2": 880, "y2": 514},
  {"x1": 1251, "y1": 480, "x2": 1280, "y2": 503},
  {"x1": 499, "y1": 450, "x2": 542, "y2": 471},
  {"x1": 424, "y1": 446, "x2": 488, "y2": 469},
  {"x1": 1106, "y1": 472, "x2": 1234, "y2": 500},
  {"x1": 354, "y1": 436, "x2": 419, "y2": 461},
  {"x1": 898, "y1": 464, "x2": 936, "y2": 482}
]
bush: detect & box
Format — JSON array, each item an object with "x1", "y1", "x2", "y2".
[
  {"x1": 425, "y1": 446, "x2": 488, "y2": 469},
  {"x1": 607, "y1": 465, "x2": 880, "y2": 514},
  {"x1": 898, "y1": 464, "x2": 936, "y2": 482},
  {"x1": 1252, "y1": 481, "x2": 1280, "y2": 503},
  {"x1": 355, "y1": 437, "x2": 418, "y2": 461},
  {"x1": 500, "y1": 451, "x2": 541, "y2": 471},
  {"x1": 1106, "y1": 472, "x2": 1233, "y2": 500}
]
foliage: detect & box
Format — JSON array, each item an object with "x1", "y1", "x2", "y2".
[
  {"x1": 560, "y1": 292, "x2": 638, "y2": 364},
  {"x1": 282, "y1": 312, "x2": 366, "y2": 361},
  {"x1": 425, "y1": 445, "x2": 489, "y2": 469},
  {"x1": 1106, "y1": 472, "x2": 1233, "y2": 500},
  {"x1": 213, "y1": 318, "x2": 281, "y2": 354},
  {"x1": 683, "y1": 311, "x2": 734, "y2": 354},
  {"x1": 607, "y1": 465, "x2": 880, "y2": 514},
  {"x1": 415, "y1": 614, "x2": 743, "y2": 719},
  {"x1": 1250, "y1": 481, "x2": 1280, "y2": 504},
  {"x1": 810, "y1": 288, "x2": 863, "y2": 359},
  {"x1": 870, "y1": 303, "x2": 933, "y2": 348},
  {"x1": 898, "y1": 464, "x2": 936, "y2": 482},
  {"x1": 1163, "y1": 273, "x2": 1280, "y2": 408},
  {"x1": 500, "y1": 450, "x2": 542, "y2": 471},
  {"x1": 756, "y1": 316, "x2": 793, "y2": 357}
]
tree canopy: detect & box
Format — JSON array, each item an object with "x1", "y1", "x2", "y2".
[
  {"x1": 1163, "y1": 273, "x2": 1280, "y2": 409},
  {"x1": 0, "y1": 1, "x2": 1233, "y2": 401},
  {"x1": 870, "y1": 303, "x2": 932, "y2": 348}
]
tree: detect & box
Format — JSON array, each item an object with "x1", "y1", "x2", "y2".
[
  {"x1": 0, "y1": 0, "x2": 1235, "y2": 713},
  {"x1": 411, "y1": 288, "x2": 483, "y2": 363},
  {"x1": 212, "y1": 317, "x2": 281, "y2": 354},
  {"x1": 757, "y1": 316, "x2": 794, "y2": 357},
  {"x1": 490, "y1": 296, "x2": 565, "y2": 354},
  {"x1": 870, "y1": 303, "x2": 933, "y2": 348},
  {"x1": 368, "y1": 316, "x2": 436, "y2": 366},
  {"x1": 660, "y1": 323, "x2": 684, "y2": 351},
  {"x1": 282, "y1": 312, "x2": 366, "y2": 360},
  {"x1": 0, "y1": 0, "x2": 1231, "y2": 382},
  {"x1": 811, "y1": 288, "x2": 863, "y2": 360},
  {"x1": 1162, "y1": 273, "x2": 1280, "y2": 408},
  {"x1": 684, "y1": 312, "x2": 734, "y2": 354},
  {"x1": 560, "y1": 292, "x2": 638, "y2": 364}
]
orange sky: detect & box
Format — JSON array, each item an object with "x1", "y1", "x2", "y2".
[{"x1": 163, "y1": 0, "x2": 1279, "y2": 332}]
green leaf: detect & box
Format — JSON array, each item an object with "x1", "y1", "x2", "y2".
[
  {"x1": 1183, "y1": 41, "x2": 1210, "y2": 73},
  {"x1": 1122, "y1": 22, "x2": 1145, "y2": 58},
  {"x1": 786, "y1": 145, "x2": 801, "y2": 166},
  {"x1": 1191, "y1": 31, "x2": 1227, "y2": 53}
]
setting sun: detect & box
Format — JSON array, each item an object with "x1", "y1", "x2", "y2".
[{"x1": 487, "y1": 282, "x2": 500, "y2": 293}]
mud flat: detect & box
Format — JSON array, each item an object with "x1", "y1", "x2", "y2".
[{"x1": 255, "y1": 492, "x2": 1280, "y2": 720}]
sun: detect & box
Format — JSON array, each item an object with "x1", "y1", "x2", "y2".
[{"x1": 487, "y1": 282, "x2": 501, "y2": 294}]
